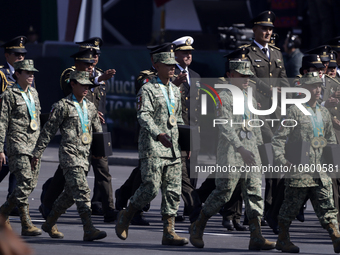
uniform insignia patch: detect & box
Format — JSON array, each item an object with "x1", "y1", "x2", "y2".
[
  {"x1": 255, "y1": 59, "x2": 261, "y2": 62},
  {"x1": 277, "y1": 59, "x2": 282, "y2": 63},
  {"x1": 137, "y1": 96, "x2": 142, "y2": 110},
  {"x1": 196, "y1": 81, "x2": 200, "y2": 87},
  {"x1": 143, "y1": 78, "x2": 149, "y2": 84}
]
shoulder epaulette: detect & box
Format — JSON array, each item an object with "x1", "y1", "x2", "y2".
[
  {"x1": 249, "y1": 79, "x2": 256, "y2": 84},
  {"x1": 238, "y1": 44, "x2": 251, "y2": 49},
  {"x1": 60, "y1": 67, "x2": 75, "y2": 90},
  {"x1": 96, "y1": 67, "x2": 104, "y2": 73},
  {"x1": 269, "y1": 44, "x2": 281, "y2": 51},
  {"x1": 140, "y1": 70, "x2": 155, "y2": 76},
  {"x1": 0, "y1": 69, "x2": 9, "y2": 93},
  {"x1": 325, "y1": 74, "x2": 340, "y2": 84}
]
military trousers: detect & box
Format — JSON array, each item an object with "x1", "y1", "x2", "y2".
[
  {"x1": 90, "y1": 156, "x2": 114, "y2": 212},
  {"x1": 202, "y1": 170, "x2": 263, "y2": 220},
  {"x1": 52, "y1": 166, "x2": 91, "y2": 215},
  {"x1": 7, "y1": 154, "x2": 40, "y2": 207},
  {"x1": 129, "y1": 157, "x2": 182, "y2": 216},
  {"x1": 279, "y1": 179, "x2": 338, "y2": 227}
]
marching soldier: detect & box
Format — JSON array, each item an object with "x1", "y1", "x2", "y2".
[
  {"x1": 190, "y1": 59, "x2": 275, "y2": 250},
  {"x1": 0, "y1": 36, "x2": 29, "y2": 217},
  {"x1": 0, "y1": 60, "x2": 41, "y2": 236},
  {"x1": 272, "y1": 72, "x2": 340, "y2": 253},
  {"x1": 115, "y1": 43, "x2": 188, "y2": 246},
  {"x1": 31, "y1": 70, "x2": 106, "y2": 241}
]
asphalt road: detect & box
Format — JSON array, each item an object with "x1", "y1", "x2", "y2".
[{"x1": 0, "y1": 145, "x2": 336, "y2": 255}]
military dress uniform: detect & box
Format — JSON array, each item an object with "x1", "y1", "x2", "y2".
[
  {"x1": 0, "y1": 60, "x2": 41, "y2": 236},
  {"x1": 272, "y1": 72, "x2": 340, "y2": 253},
  {"x1": 190, "y1": 60, "x2": 275, "y2": 251},
  {"x1": 33, "y1": 70, "x2": 106, "y2": 241}
]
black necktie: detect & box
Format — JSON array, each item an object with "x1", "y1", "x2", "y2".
[{"x1": 262, "y1": 48, "x2": 269, "y2": 59}]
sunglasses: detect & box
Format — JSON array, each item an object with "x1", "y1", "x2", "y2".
[{"x1": 11, "y1": 52, "x2": 26, "y2": 57}]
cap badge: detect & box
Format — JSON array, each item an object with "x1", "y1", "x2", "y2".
[
  {"x1": 94, "y1": 39, "x2": 99, "y2": 46},
  {"x1": 185, "y1": 38, "x2": 191, "y2": 46}
]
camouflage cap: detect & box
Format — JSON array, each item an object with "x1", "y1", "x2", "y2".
[
  {"x1": 301, "y1": 71, "x2": 322, "y2": 85},
  {"x1": 153, "y1": 52, "x2": 179, "y2": 65},
  {"x1": 69, "y1": 70, "x2": 93, "y2": 86},
  {"x1": 13, "y1": 59, "x2": 38, "y2": 72},
  {"x1": 229, "y1": 60, "x2": 253, "y2": 76}
]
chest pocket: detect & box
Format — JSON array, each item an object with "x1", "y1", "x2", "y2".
[
  {"x1": 253, "y1": 62, "x2": 265, "y2": 69},
  {"x1": 275, "y1": 59, "x2": 283, "y2": 69}
]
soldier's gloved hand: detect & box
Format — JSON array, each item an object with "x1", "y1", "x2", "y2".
[
  {"x1": 237, "y1": 146, "x2": 256, "y2": 166},
  {"x1": 98, "y1": 69, "x2": 116, "y2": 82},
  {"x1": 172, "y1": 72, "x2": 187, "y2": 86},
  {"x1": 0, "y1": 153, "x2": 6, "y2": 171},
  {"x1": 325, "y1": 97, "x2": 339, "y2": 108},
  {"x1": 157, "y1": 133, "x2": 173, "y2": 148},
  {"x1": 30, "y1": 156, "x2": 39, "y2": 170}
]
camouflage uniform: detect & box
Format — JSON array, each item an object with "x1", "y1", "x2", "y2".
[
  {"x1": 33, "y1": 93, "x2": 102, "y2": 215},
  {"x1": 0, "y1": 82, "x2": 41, "y2": 207},
  {"x1": 272, "y1": 102, "x2": 338, "y2": 226},
  {"x1": 130, "y1": 71, "x2": 184, "y2": 216},
  {"x1": 202, "y1": 88, "x2": 263, "y2": 220}
]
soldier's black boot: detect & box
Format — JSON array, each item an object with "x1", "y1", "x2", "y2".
[
  {"x1": 326, "y1": 222, "x2": 340, "y2": 253},
  {"x1": 189, "y1": 210, "x2": 209, "y2": 248},
  {"x1": 19, "y1": 205, "x2": 42, "y2": 236},
  {"x1": 162, "y1": 215, "x2": 188, "y2": 246},
  {"x1": 248, "y1": 217, "x2": 275, "y2": 250},
  {"x1": 115, "y1": 203, "x2": 138, "y2": 240},
  {"x1": 275, "y1": 220, "x2": 299, "y2": 253},
  {"x1": 80, "y1": 211, "x2": 107, "y2": 241},
  {"x1": 41, "y1": 209, "x2": 64, "y2": 238}
]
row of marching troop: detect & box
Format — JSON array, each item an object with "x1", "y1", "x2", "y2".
[{"x1": 1, "y1": 9, "x2": 340, "y2": 255}]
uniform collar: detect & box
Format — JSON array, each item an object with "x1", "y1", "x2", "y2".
[
  {"x1": 253, "y1": 40, "x2": 269, "y2": 51},
  {"x1": 7, "y1": 62, "x2": 14, "y2": 74}
]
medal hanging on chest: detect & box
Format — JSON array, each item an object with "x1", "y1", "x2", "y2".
[
  {"x1": 72, "y1": 94, "x2": 92, "y2": 145},
  {"x1": 17, "y1": 84, "x2": 38, "y2": 131},
  {"x1": 306, "y1": 103, "x2": 327, "y2": 149},
  {"x1": 158, "y1": 77, "x2": 176, "y2": 126}
]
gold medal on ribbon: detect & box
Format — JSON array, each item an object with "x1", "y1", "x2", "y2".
[
  {"x1": 169, "y1": 115, "x2": 177, "y2": 126},
  {"x1": 30, "y1": 119, "x2": 38, "y2": 131},
  {"x1": 245, "y1": 124, "x2": 253, "y2": 132},
  {"x1": 239, "y1": 130, "x2": 247, "y2": 140},
  {"x1": 311, "y1": 137, "x2": 320, "y2": 149},
  {"x1": 319, "y1": 137, "x2": 327, "y2": 148},
  {"x1": 82, "y1": 133, "x2": 92, "y2": 145}
]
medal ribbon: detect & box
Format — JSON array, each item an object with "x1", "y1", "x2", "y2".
[
  {"x1": 72, "y1": 94, "x2": 89, "y2": 135},
  {"x1": 243, "y1": 90, "x2": 251, "y2": 120},
  {"x1": 16, "y1": 83, "x2": 36, "y2": 122},
  {"x1": 157, "y1": 77, "x2": 175, "y2": 116},
  {"x1": 305, "y1": 103, "x2": 324, "y2": 137}
]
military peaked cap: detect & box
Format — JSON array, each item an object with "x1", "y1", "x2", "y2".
[
  {"x1": 70, "y1": 48, "x2": 95, "y2": 63},
  {"x1": 305, "y1": 45, "x2": 332, "y2": 62},
  {"x1": 251, "y1": 10, "x2": 276, "y2": 27},
  {"x1": 76, "y1": 37, "x2": 103, "y2": 53},
  {"x1": 172, "y1": 36, "x2": 195, "y2": 51},
  {"x1": 1, "y1": 36, "x2": 27, "y2": 53}
]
